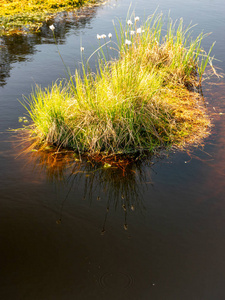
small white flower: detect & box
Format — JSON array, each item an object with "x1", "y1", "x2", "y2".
[
  {"x1": 127, "y1": 20, "x2": 133, "y2": 26},
  {"x1": 137, "y1": 27, "x2": 142, "y2": 34},
  {"x1": 97, "y1": 34, "x2": 101, "y2": 40},
  {"x1": 137, "y1": 27, "x2": 145, "y2": 34},
  {"x1": 108, "y1": 33, "x2": 112, "y2": 39},
  {"x1": 101, "y1": 34, "x2": 106, "y2": 39},
  {"x1": 130, "y1": 30, "x2": 135, "y2": 35},
  {"x1": 135, "y1": 16, "x2": 140, "y2": 22},
  {"x1": 80, "y1": 47, "x2": 84, "y2": 52},
  {"x1": 49, "y1": 24, "x2": 55, "y2": 31},
  {"x1": 125, "y1": 39, "x2": 132, "y2": 45}
]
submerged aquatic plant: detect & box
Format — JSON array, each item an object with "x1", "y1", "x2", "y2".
[{"x1": 20, "y1": 12, "x2": 215, "y2": 157}]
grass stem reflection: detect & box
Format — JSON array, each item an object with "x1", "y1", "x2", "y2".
[{"x1": 25, "y1": 148, "x2": 154, "y2": 232}]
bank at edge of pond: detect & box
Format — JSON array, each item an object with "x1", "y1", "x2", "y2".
[{"x1": 0, "y1": 0, "x2": 106, "y2": 36}]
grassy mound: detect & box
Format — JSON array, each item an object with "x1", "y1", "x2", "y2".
[
  {"x1": 21, "y1": 13, "x2": 214, "y2": 155},
  {"x1": 0, "y1": 0, "x2": 98, "y2": 35}
]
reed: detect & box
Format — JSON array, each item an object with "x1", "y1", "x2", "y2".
[{"x1": 21, "y1": 12, "x2": 214, "y2": 156}]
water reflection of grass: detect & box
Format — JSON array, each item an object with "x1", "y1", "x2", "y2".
[
  {"x1": 27, "y1": 148, "x2": 153, "y2": 232},
  {"x1": 0, "y1": 0, "x2": 99, "y2": 35},
  {"x1": 21, "y1": 12, "x2": 214, "y2": 157}
]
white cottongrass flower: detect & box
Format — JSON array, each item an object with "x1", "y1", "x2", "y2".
[
  {"x1": 125, "y1": 39, "x2": 132, "y2": 45},
  {"x1": 137, "y1": 27, "x2": 145, "y2": 34},
  {"x1": 101, "y1": 34, "x2": 106, "y2": 39},
  {"x1": 108, "y1": 33, "x2": 112, "y2": 39},
  {"x1": 130, "y1": 30, "x2": 135, "y2": 35},
  {"x1": 97, "y1": 34, "x2": 101, "y2": 39},
  {"x1": 135, "y1": 16, "x2": 140, "y2": 22},
  {"x1": 137, "y1": 28, "x2": 142, "y2": 34},
  {"x1": 80, "y1": 47, "x2": 84, "y2": 52},
  {"x1": 49, "y1": 24, "x2": 55, "y2": 31},
  {"x1": 127, "y1": 20, "x2": 133, "y2": 26}
]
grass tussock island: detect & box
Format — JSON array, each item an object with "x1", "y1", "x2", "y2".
[
  {"x1": 0, "y1": 0, "x2": 99, "y2": 35},
  {"x1": 21, "y1": 13, "x2": 215, "y2": 157}
]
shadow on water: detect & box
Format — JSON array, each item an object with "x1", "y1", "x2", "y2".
[
  {"x1": 0, "y1": 6, "x2": 99, "y2": 86},
  {"x1": 22, "y1": 147, "x2": 157, "y2": 233}
]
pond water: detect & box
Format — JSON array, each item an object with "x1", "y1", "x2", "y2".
[{"x1": 1, "y1": 0, "x2": 225, "y2": 299}]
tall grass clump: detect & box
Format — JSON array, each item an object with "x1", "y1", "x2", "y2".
[{"x1": 22, "y1": 12, "x2": 214, "y2": 156}]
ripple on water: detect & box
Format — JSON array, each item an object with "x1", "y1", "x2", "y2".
[{"x1": 99, "y1": 272, "x2": 134, "y2": 289}]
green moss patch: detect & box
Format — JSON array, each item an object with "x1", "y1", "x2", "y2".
[{"x1": 0, "y1": 0, "x2": 99, "y2": 35}]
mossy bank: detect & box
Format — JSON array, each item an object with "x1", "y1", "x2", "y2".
[{"x1": 0, "y1": 0, "x2": 101, "y2": 35}]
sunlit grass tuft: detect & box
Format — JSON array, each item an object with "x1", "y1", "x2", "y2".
[{"x1": 21, "y1": 12, "x2": 214, "y2": 156}]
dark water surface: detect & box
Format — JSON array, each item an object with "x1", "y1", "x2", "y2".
[{"x1": 1, "y1": 0, "x2": 225, "y2": 299}]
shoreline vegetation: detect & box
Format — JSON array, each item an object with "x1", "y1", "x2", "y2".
[
  {"x1": 19, "y1": 12, "x2": 215, "y2": 160},
  {"x1": 0, "y1": 0, "x2": 101, "y2": 35}
]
